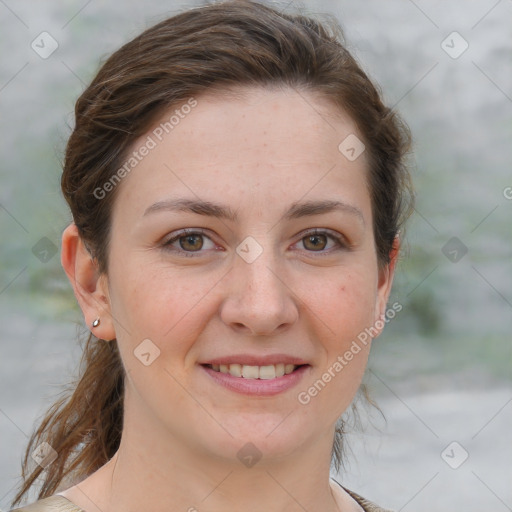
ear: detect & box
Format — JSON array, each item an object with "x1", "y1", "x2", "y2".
[
  {"x1": 373, "y1": 235, "x2": 400, "y2": 338},
  {"x1": 61, "y1": 223, "x2": 116, "y2": 341}
]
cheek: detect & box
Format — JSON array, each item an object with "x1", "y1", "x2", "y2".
[
  {"x1": 107, "y1": 260, "x2": 218, "y2": 351},
  {"x1": 295, "y1": 272, "x2": 375, "y2": 423},
  {"x1": 304, "y1": 268, "x2": 378, "y2": 346}
]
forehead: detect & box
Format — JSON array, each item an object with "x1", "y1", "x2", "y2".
[
  {"x1": 173, "y1": 85, "x2": 360, "y2": 161},
  {"x1": 111, "y1": 86, "x2": 370, "y2": 221}
]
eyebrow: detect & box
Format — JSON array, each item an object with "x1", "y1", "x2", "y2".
[{"x1": 143, "y1": 198, "x2": 365, "y2": 224}]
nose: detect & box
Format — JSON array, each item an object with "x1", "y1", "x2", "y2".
[{"x1": 219, "y1": 246, "x2": 299, "y2": 337}]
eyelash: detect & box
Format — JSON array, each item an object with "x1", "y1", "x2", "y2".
[{"x1": 161, "y1": 228, "x2": 348, "y2": 258}]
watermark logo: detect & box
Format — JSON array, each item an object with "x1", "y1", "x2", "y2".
[
  {"x1": 338, "y1": 134, "x2": 365, "y2": 162},
  {"x1": 441, "y1": 236, "x2": 468, "y2": 263},
  {"x1": 441, "y1": 441, "x2": 469, "y2": 469},
  {"x1": 31, "y1": 32, "x2": 58, "y2": 59},
  {"x1": 32, "y1": 237, "x2": 58, "y2": 263},
  {"x1": 237, "y1": 442, "x2": 262, "y2": 468},
  {"x1": 236, "y1": 236, "x2": 263, "y2": 264},
  {"x1": 441, "y1": 31, "x2": 469, "y2": 59},
  {"x1": 32, "y1": 442, "x2": 57, "y2": 468},
  {"x1": 134, "y1": 338, "x2": 161, "y2": 366}
]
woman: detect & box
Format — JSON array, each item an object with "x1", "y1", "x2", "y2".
[{"x1": 10, "y1": 1, "x2": 413, "y2": 511}]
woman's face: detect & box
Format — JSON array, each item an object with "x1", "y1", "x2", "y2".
[{"x1": 96, "y1": 86, "x2": 395, "y2": 465}]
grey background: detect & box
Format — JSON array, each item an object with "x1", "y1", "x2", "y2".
[{"x1": 1, "y1": 1, "x2": 511, "y2": 511}]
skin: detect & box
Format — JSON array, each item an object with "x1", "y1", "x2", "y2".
[{"x1": 60, "y1": 86, "x2": 398, "y2": 512}]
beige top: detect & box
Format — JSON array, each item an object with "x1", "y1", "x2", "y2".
[{"x1": 9, "y1": 483, "x2": 393, "y2": 512}]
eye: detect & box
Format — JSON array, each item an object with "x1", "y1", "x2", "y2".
[
  {"x1": 162, "y1": 229, "x2": 217, "y2": 257},
  {"x1": 162, "y1": 228, "x2": 348, "y2": 258},
  {"x1": 296, "y1": 229, "x2": 347, "y2": 254}
]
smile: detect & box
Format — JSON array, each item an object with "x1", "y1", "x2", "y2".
[
  {"x1": 200, "y1": 363, "x2": 309, "y2": 396},
  {"x1": 205, "y1": 363, "x2": 300, "y2": 379}
]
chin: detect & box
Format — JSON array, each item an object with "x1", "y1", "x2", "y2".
[{"x1": 197, "y1": 411, "x2": 315, "y2": 465}]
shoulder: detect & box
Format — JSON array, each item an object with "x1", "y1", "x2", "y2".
[
  {"x1": 11, "y1": 487, "x2": 394, "y2": 512},
  {"x1": 9, "y1": 495, "x2": 84, "y2": 512},
  {"x1": 335, "y1": 481, "x2": 395, "y2": 512},
  {"x1": 344, "y1": 487, "x2": 395, "y2": 512}
]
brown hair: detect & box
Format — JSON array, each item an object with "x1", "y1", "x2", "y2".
[{"x1": 11, "y1": 0, "x2": 413, "y2": 506}]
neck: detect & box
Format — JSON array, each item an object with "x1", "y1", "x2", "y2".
[
  {"x1": 102, "y1": 436, "x2": 340, "y2": 512},
  {"x1": 71, "y1": 400, "x2": 346, "y2": 512}
]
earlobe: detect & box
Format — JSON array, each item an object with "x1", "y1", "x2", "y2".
[{"x1": 61, "y1": 224, "x2": 116, "y2": 341}]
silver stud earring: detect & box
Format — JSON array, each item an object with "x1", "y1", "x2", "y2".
[{"x1": 92, "y1": 318, "x2": 100, "y2": 328}]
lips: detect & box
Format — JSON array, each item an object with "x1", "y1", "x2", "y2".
[
  {"x1": 199, "y1": 354, "x2": 310, "y2": 395},
  {"x1": 200, "y1": 363, "x2": 310, "y2": 396},
  {"x1": 201, "y1": 354, "x2": 309, "y2": 367}
]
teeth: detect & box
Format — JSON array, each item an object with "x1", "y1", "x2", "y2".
[
  {"x1": 210, "y1": 363, "x2": 299, "y2": 379},
  {"x1": 259, "y1": 365, "x2": 276, "y2": 380},
  {"x1": 242, "y1": 365, "x2": 260, "y2": 379},
  {"x1": 229, "y1": 363, "x2": 242, "y2": 377}
]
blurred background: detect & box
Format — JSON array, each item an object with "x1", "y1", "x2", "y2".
[{"x1": 1, "y1": 1, "x2": 510, "y2": 511}]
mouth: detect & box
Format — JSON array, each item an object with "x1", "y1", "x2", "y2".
[
  {"x1": 202, "y1": 363, "x2": 305, "y2": 379},
  {"x1": 200, "y1": 362, "x2": 310, "y2": 396}
]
